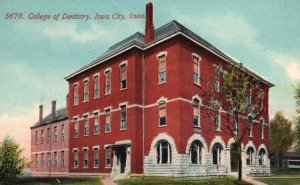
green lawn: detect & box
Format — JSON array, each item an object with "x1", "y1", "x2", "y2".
[
  {"x1": 255, "y1": 176, "x2": 300, "y2": 185},
  {"x1": 16, "y1": 176, "x2": 102, "y2": 185},
  {"x1": 118, "y1": 176, "x2": 251, "y2": 185},
  {"x1": 255, "y1": 168, "x2": 300, "y2": 185}
]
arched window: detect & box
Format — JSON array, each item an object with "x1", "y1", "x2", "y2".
[
  {"x1": 248, "y1": 115, "x2": 253, "y2": 137},
  {"x1": 246, "y1": 147, "x2": 255, "y2": 165},
  {"x1": 259, "y1": 148, "x2": 266, "y2": 165},
  {"x1": 190, "y1": 140, "x2": 203, "y2": 164},
  {"x1": 260, "y1": 119, "x2": 264, "y2": 139},
  {"x1": 212, "y1": 143, "x2": 223, "y2": 165},
  {"x1": 156, "y1": 140, "x2": 172, "y2": 164},
  {"x1": 193, "y1": 98, "x2": 201, "y2": 127}
]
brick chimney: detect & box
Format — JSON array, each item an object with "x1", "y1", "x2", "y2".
[
  {"x1": 51, "y1": 100, "x2": 56, "y2": 121},
  {"x1": 145, "y1": 2, "x2": 155, "y2": 43},
  {"x1": 39, "y1": 105, "x2": 43, "y2": 123}
]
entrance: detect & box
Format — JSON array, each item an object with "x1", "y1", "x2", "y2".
[
  {"x1": 117, "y1": 148, "x2": 127, "y2": 173},
  {"x1": 230, "y1": 143, "x2": 238, "y2": 172}
]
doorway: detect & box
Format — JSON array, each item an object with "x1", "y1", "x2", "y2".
[{"x1": 230, "y1": 143, "x2": 238, "y2": 172}]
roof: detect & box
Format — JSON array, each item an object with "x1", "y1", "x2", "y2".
[
  {"x1": 65, "y1": 20, "x2": 274, "y2": 87},
  {"x1": 30, "y1": 108, "x2": 68, "y2": 129}
]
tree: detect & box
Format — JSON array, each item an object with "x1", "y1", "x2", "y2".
[
  {"x1": 270, "y1": 111, "x2": 295, "y2": 167},
  {"x1": 200, "y1": 64, "x2": 265, "y2": 180},
  {"x1": 0, "y1": 136, "x2": 29, "y2": 185},
  {"x1": 295, "y1": 83, "x2": 300, "y2": 151}
]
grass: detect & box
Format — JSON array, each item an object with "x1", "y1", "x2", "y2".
[
  {"x1": 15, "y1": 176, "x2": 102, "y2": 185},
  {"x1": 255, "y1": 168, "x2": 300, "y2": 185},
  {"x1": 118, "y1": 176, "x2": 251, "y2": 185}
]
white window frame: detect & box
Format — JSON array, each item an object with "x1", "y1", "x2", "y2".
[
  {"x1": 157, "y1": 51, "x2": 167, "y2": 84},
  {"x1": 93, "y1": 111, "x2": 100, "y2": 135},
  {"x1": 73, "y1": 83, "x2": 79, "y2": 106},
  {"x1": 105, "y1": 68, "x2": 112, "y2": 95},
  {"x1": 193, "y1": 98, "x2": 201, "y2": 128},
  {"x1": 105, "y1": 107, "x2": 112, "y2": 133},
  {"x1": 83, "y1": 147, "x2": 89, "y2": 168},
  {"x1": 73, "y1": 148, "x2": 79, "y2": 168},
  {"x1": 120, "y1": 104, "x2": 127, "y2": 130},
  {"x1": 105, "y1": 147, "x2": 111, "y2": 168},
  {"x1": 260, "y1": 118, "x2": 265, "y2": 139},
  {"x1": 83, "y1": 115, "x2": 89, "y2": 136},
  {"x1": 83, "y1": 79, "x2": 89, "y2": 102},
  {"x1": 216, "y1": 107, "x2": 221, "y2": 131},
  {"x1": 61, "y1": 151, "x2": 65, "y2": 166},
  {"x1": 120, "y1": 61, "x2": 128, "y2": 90},
  {"x1": 93, "y1": 146, "x2": 100, "y2": 168},
  {"x1": 192, "y1": 53, "x2": 201, "y2": 85},
  {"x1": 93, "y1": 73, "x2": 100, "y2": 99}
]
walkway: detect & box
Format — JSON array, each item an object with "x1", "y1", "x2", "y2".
[
  {"x1": 243, "y1": 176, "x2": 268, "y2": 185},
  {"x1": 100, "y1": 176, "x2": 118, "y2": 185}
]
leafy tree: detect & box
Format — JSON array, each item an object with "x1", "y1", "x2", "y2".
[
  {"x1": 270, "y1": 111, "x2": 295, "y2": 167},
  {"x1": 200, "y1": 64, "x2": 265, "y2": 180},
  {"x1": 295, "y1": 83, "x2": 300, "y2": 151},
  {"x1": 0, "y1": 136, "x2": 29, "y2": 185}
]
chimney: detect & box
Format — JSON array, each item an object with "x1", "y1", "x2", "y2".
[
  {"x1": 39, "y1": 105, "x2": 43, "y2": 123},
  {"x1": 145, "y1": 2, "x2": 155, "y2": 43},
  {"x1": 51, "y1": 100, "x2": 56, "y2": 121}
]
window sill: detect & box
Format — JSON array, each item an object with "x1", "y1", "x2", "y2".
[
  {"x1": 120, "y1": 88, "x2": 127, "y2": 91},
  {"x1": 193, "y1": 82, "x2": 201, "y2": 87},
  {"x1": 158, "y1": 125, "x2": 167, "y2": 128},
  {"x1": 105, "y1": 93, "x2": 111, "y2": 96},
  {"x1": 158, "y1": 81, "x2": 166, "y2": 85},
  {"x1": 216, "y1": 129, "x2": 221, "y2": 132},
  {"x1": 73, "y1": 167, "x2": 79, "y2": 169},
  {"x1": 73, "y1": 104, "x2": 79, "y2": 107},
  {"x1": 93, "y1": 166, "x2": 99, "y2": 168},
  {"x1": 83, "y1": 167, "x2": 89, "y2": 169},
  {"x1": 104, "y1": 131, "x2": 111, "y2": 134},
  {"x1": 94, "y1": 133, "x2": 100, "y2": 136},
  {"x1": 83, "y1": 100, "x2": 89, "y2": 103},
  {"x1": 94, "y1": 96, "x2": 100, "y2": 99},
  {"x1": 84, "y1": 135, "x2": 89, "y2": 137},
  {"x1": 73, "y1": 137, "x2": 79, "y2": 139},
  {"x1": 120, "y1": 128, "x2": 127, "y2": 131},
  {"x1": 105, "y1": 166, "x2": 111, "y2": 168},
  {"x1": 248, "y1": 135, "x2": 253, "y2": 138}
]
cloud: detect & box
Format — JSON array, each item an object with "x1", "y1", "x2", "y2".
[
  {"x1": 0, "y1": 103, "x2": 39, "y2": 159},
  {"x1": 268, "y1": 52, "x2": 300, "y2": 80}
]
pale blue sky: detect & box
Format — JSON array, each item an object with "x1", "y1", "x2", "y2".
[{"x1": 0, "y1": 0, "x2": 300, "y2": 154}]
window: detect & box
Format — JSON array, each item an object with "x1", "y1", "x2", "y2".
[
  {"x1": 216, "y1": 107, "x2": 221, "y2": 131},
  {"x1": 158, "y1": 54, "x2": 166, "y2": 83},
  {"x1": 41, "y1": 130, "x2": 44, "y2": 144},
  {"x1": 61, "y1": 151, "x2": 65, "y2": 166},
  {"x1": 47, "y1": 128, "x2": 50, "y2": 142},
  {"x1": 260, "y1": 119, "x2": 264, "y2": 139},
  {"x1": 105, "y1": 70, "x2": 111, "y2": 95},
  {"x1": 248, "y1": 115, "x2": 253, "y2": 137},
  {"x1": 94, "y1": 112, "x2": 100, "y2": 135},
  {"x1": 94, "y1": 148, "x2": 99, "y2": 167},
  {"x1": 35, "y1": 131, "x2": 38, "y2": 144},
  {"x1": 74, "y1": 150, "x2": 79, "y2": 168},
  {"x1": 193, "y1": 99, "x2": 200, "y2": 127},
  {"x1": 120, "y1": 64, "x2": 127, "y2": 89},
  {"x1": 54, "y1": 152, "x2": 58, "y2": 166},
  {"x1": 120, "y1": 105, "x2": 127, "y2": 129},
  {"x1": 158, "y1": 101, "x2": 166, "y2": 126},
  {"x1": 35, "y1": 154, "x2": 38, "y2": 167},
  {"x1": 83, "y1": 148, "x2": 89, "y2": 168},
  {"x1": 246, "y1": 147, "x2": 255, "y2": 165},
  {"x1": 190, "y1": 140, "x2": 202, "y2": 164},
  {"x1": 193, "y1": 56, "x2": 200, "y2": 84},
  {"x1": 54, "y1": 126, "x2": 58, "y2": 141},
  {"x1": 212, "y1": 143, "x2": 223, "y2": 165},
  {"x1": 74, "y1": 83, "x2": 79, "y2": 105},
  {"x1": 47, "y1": 152, "x2": 50, "y2": 166},
  {"x1": 84, "y1": 115, "x2": 89, "y2": 136},
  {"x1": 61, "y1": 125, "x2": 65, "y2": 141},
  {"x1": 74, "y1": 118, "x2": 79, "y2": 138},
  {"x1": 105, "y1": 109, "x2": 111, "y2": 132},
  {"x1": 105, "y1": 147, "x2": 111, "y2": 167},
  {"x1": 156, "y1": 140, "x2": 172, "y2": 164},
  {"x1": 83, "y1": 80, "x2": 89, "y2": 102},
  {"x1": 214, "y1": 65, "x2": 220, "y2": 92},
  {"x1": 94, "y1": 75, "x2": 100, "y2": 98},
  {"x1": 41, "y1": 153, "x2": 44, "y2": 166},
  {"x1": 259, "y1": 148, "x2": 266, "y2": 165}
]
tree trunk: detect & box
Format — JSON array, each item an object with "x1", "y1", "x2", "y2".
[
  {"x1": 276, "y1": 151, "x2": 279, "y2": 168},
  {"x1": 238, "y1": 141, "x2": 242, "y2": 180}
]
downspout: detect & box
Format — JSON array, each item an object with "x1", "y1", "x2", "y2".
[{"x1": 142, "y1": 52, "x2": 146, "y2": 176}]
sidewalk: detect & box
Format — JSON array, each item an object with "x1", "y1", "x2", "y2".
[
  {"x1": 243, "y1": 176, "x2": 268, "y2": 185},
  {"x1": 100, "y1": 176, "x2": 118, "y2": 185}
]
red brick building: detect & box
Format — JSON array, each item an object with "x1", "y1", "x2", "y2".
[
  {"x1": 65, "y1": 3, "x2": 273, "y2": 177},
  {"x1": 30, "y1": 100, "x2": 69, "y2": 176}
]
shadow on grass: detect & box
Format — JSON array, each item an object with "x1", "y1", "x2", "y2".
[
  {"x1": 16, "y1": 176, "x2": 101, "y2": 185},
  {"x1": 117, "y1": 176, "x2": 251, "y2": 185}
]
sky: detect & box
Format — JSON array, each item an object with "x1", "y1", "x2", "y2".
[{"x1": 0, "y1": 0, "x2": 300, "y2": 158}]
